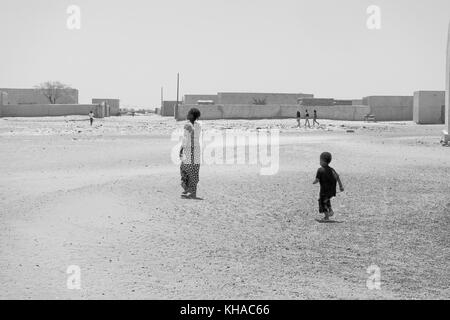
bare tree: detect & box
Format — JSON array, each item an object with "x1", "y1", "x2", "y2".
[
  {"x1": 252, "y1": 97, "x2": 267, "y2": 105},
  {"x1": 34, "y1": 81, "x2": 73, "y2": 104}
]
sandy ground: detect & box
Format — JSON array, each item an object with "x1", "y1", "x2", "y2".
[{"x1": 0, "y1": 114, "x2": 449, "y2": 300}]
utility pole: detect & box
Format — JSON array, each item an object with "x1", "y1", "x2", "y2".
[
  {"x1": 160, "y1": 86, "x2": 163, "y2": 109},
  {"x1": 175, "y1": 73, "x2": 180, "y2": 120}
]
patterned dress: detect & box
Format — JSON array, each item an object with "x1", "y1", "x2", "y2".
[{"x1": 180, "y1": 121, "x2": 202, "y2": 195}]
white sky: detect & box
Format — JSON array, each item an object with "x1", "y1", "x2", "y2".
[{"x1": 0, "y1": 0, "x2": 449, "y2": 108}]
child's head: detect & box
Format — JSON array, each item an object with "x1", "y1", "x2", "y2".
[
  {"x1": 320, "y1": 152, "x2": 332, "y2": 166},
  {"x1": 187, "y1": 108, "x2": 201, "y2": 123}
]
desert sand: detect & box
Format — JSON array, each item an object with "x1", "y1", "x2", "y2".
[{"x1": 0, "y1": 114, "x2": 449, "y2": 299}]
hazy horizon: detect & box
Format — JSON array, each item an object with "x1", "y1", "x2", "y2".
[{"x1": 1, "y1": 0, "x2": 449, "y2": 108}]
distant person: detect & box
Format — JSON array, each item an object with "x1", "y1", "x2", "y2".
[
  {"x1": 313, "y1": 109, "x2": 320, "y2": 127},
  {"x1": 89, "y1": 111, "x2": 94, "y2": 126},
  {"x1": 179, "y1": 108, "x2": 202, "y2": 199},
  {"x1": 296, "y1": 110, "x2": 301, "y2": 128},
  {"x1": 304, "y1": 109, "x2": 311, "y2": 128},
  {"x1": 313, "y1": 152, "x2": 344, "y2": 221}
]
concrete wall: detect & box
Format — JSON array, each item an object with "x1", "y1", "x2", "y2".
[
  {"x1": 0, "y1": 88, "x2": 78, "y2": 105},
  {"x1": 446, "y1": 22, "x2": 450, "y2": 137},
  {"x1": 413, "y1": 91, "x2": 445, "y2": 124},
  {"x1": 160, "y1": 100, "x2": 176, "y2": 116},
  {"x1": 0, "y1": 92, "x2": 7, "y2": 117},
  {"x1": 92, "y1": 99, "x2": 120, "y2": 116},
  {"x1": 334, "y1": 99, "x2": 354, "y2": 105},
  {"x1": 1, "y1": 104, "x2": 100, "y2": 117},
  {"x1": 176, "y1": 104, "x2": 370, "y2": 121},
  {"x1": 183, "y1": 94, "x2": 219, "y2": 105},
  {"x1": 217, "y1": 92, "x2": 314, "y2": 105},
  {"x1": 298, "y1": 98, "x2": 334, "y2": 106},
  {"x1": 362, "y1": 96, "x2": 413, "y2": 121}
]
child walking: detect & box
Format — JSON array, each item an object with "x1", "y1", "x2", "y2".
[
  {"x1": 296, "y1": 110, "x2": 301, "y2": 128},
  {"x1": 179, "y1": 108, "x2": 202, "y2": 199},
  {"x1": 89, "y1": 111, "x2": 94, "y2": 126},
  {"x1": 313, "y1": 152, "x2": 344, "y2": 220},
  {"x1": 313, "y1": 110, "x2": 320, "y2": 127},
  {"x1": 304, "y1": 109, "x2": 311, "y2": 128}
]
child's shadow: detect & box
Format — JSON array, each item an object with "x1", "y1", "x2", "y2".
[
  {"x1": 315, "y1": 219, "x2": 344, "y2": 224},
  {"x1": 181, "y1": 196, "x2": 204, "y2": 201}
]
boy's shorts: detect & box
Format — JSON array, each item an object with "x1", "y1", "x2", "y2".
[{"x1": 318, "y1": 195, "x2": 332, "y2": 213}]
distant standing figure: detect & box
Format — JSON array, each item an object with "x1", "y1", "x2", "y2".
[
  {"x1": 179, "y1": 108, "x2": 202, "y2": 199},
  {"x1": 296, "y1": 110, "x2": 301, "y2": 128},
  {"x1": 89, "y1": 111, "x2": 94, "y2": 126},
  {"x1": 313, "y1": 110, "x2": 320, "y2": 127},
  {"x1": 304, "y1": 109, "x2": 311, "y2": 128},
  {"x1": 313, "y1": 152, "x2": 344, "y2": 221}
]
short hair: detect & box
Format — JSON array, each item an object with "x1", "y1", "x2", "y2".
[
  {"x1": 188, "y1": 108, "x2": 201, "y2": 121},
  {"x1": 320, "y1": 152, "x2": 332, "y2": 164}
]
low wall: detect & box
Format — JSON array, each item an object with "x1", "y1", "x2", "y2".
[
  {"x1": 369, "y1": 105, "x2": 412, "y2": 121},
  {"x1": 413, "y1": 91, "x2": 445, "y2": 124},
  {"x1": 176, "y1": 104, "x2": 370, "y2": 121},
  {"x1": 362, "y1": 96, "x2": 413, "y2": 121},
  {"x1": 0, "y1": 104, "x2": 100, "y2": 117}
]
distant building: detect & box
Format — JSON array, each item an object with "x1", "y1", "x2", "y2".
[
  {"x1": 298, "y1": 98, "x2": 335, "y2": 106},
  {"x1": 183, "y1": 95, "x2": 219, "y2": 105},
  {"x1": 160, "y1": 100, "x2": 177, "y2": 116},
  {"x1": 182, "y1": 92, "x2": 314, "y2": 106},
  {"x1": 413, "y1": 91, "x2": 445, "y2": 124},
  {"x1": 217, "y1": 92, "x2": 313, "y2": 105},
  {"x1": 92, "y1": 99, "x2": 120, "y2": 116}
]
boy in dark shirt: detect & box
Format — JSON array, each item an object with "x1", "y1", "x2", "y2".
[{"x1": 313, "y1": 152, "x2": 344, "y2": 220}]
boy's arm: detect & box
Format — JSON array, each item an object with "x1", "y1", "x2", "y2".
[
  {"x1": 333, "y1": 170, "x2": 344, "y2": 191},
  {"x1": 179, "y1": 146, "x2": 184, "y2": 158},
  {"x1": 313, "y1": 168, "x2": 320, "y2": 184}
]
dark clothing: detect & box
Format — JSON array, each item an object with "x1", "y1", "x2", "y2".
[
  {"x1": 318, "y1": 195, "x2": 332, "y2": 213},
  {"x1": 316, "y1": 165, "x2": 337, "y2": 198},
  {"x1": 305, "y1": 112, "x2": 309, "y2": 118},
  {"x1": 313, "y1": 111, "x2": 317, "y2": 119},
  {"x1": 89, "y1": 118, "x2": 93, "y2": 126},
  {"x1": 180, "y1": 163, "x2": 200, "y2": 194},
  {"x1": 296, "y1": 111, "x2": 300, "y2": 118}
]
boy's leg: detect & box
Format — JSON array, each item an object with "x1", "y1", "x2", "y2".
[
  {"x1": 318, "y1": 196, "x2": 328, "y2": 219},
  {"x1": 180, "y1": 164, "x2": 189, "y2": 193},
  {"x1": 327, "y1": 199, "x2": 334, "y2": 217},
  {"x1": 321, "y1": 197, "x2": 333, "y2": 220}
]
